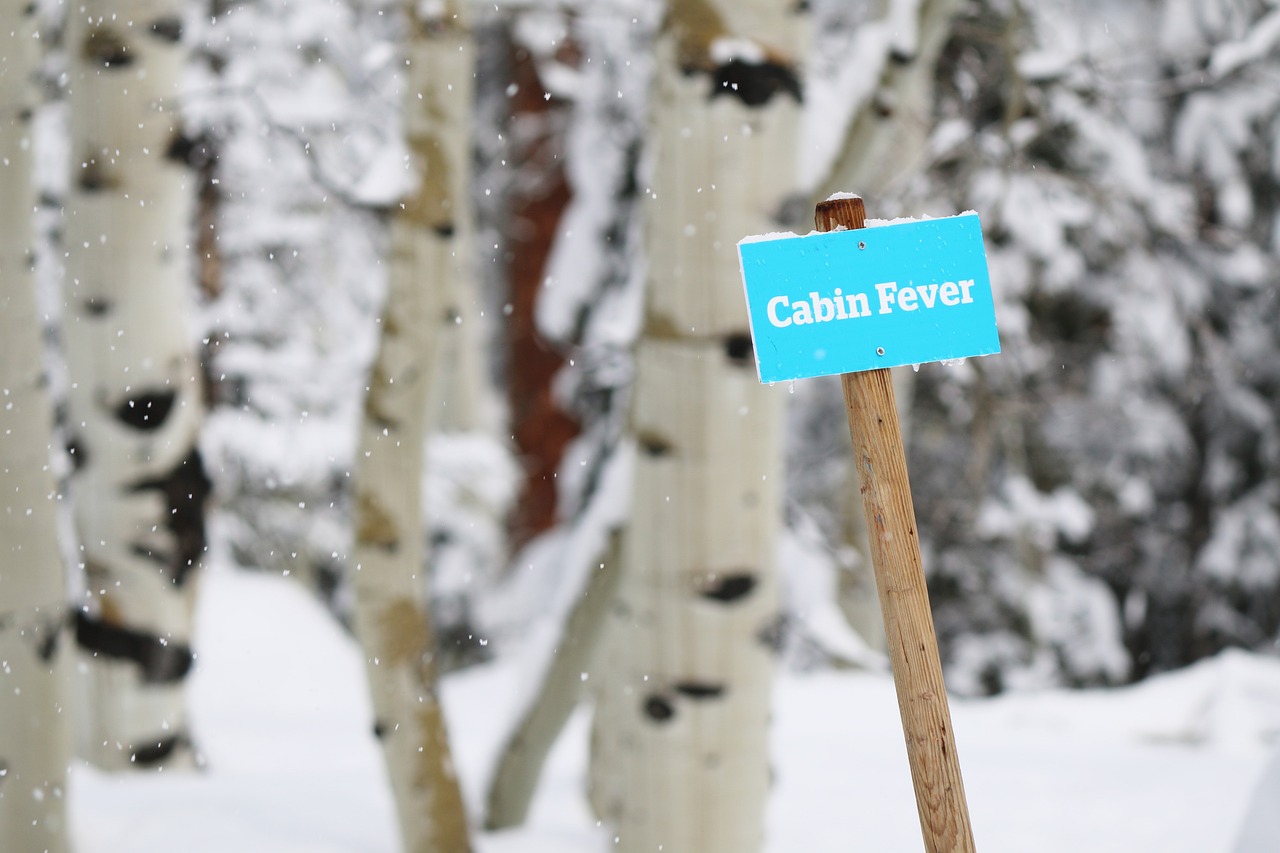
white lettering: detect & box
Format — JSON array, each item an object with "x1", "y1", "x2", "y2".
[
  {"x1": 846, "y1": 292, "x2": 870, "y2": 318},
  {"x1": 917, "y1": 283, "x2": 939, "y2": 309},
  {"x1": 767, "y1": 295, "x2": 791, "y2": 328},
  {"x1": 811, "y1": 292, "x2": 836, "y2": 323},
  {"x1": 762, "y1": 276, "x2": 975, "y2": 330},
  {"x1": 876, "y1": 281, "x2": 898, "y2": 315}
]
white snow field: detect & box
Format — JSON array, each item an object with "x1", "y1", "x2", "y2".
[{"x1": 71, "y1": 564, "x2": 1280, "y2": 852}]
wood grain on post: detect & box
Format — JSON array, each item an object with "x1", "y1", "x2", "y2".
[{"x1": 817, "y1": 195, "x2": 976, "y2": 853}]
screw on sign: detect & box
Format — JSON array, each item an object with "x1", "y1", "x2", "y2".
[{"x1": 738, "y1": 194, "x2": 998, "y2": 852}]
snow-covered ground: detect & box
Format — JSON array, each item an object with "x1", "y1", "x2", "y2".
[{"x1": 71, "y1": 564, "x2": 1280, "y2": 852}]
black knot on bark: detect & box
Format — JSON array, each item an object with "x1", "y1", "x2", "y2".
[
  {"x1": 149, "y1": 16, "x2": 184, "y2": 43},
  {"x1": 724, "y1": 333, "x2": 754, "y2": 366},
  {"x1": 710, "y1": 60, "x2": 802, "y2": 108},
  {"x1": 165, "y1": 131, "x2": 216, "y2": 170},
  {"x1": 700, "y1": 573, "x2": 757, "y2": 604},
  {"x1": 130, "y1": 733, "x2": 190, "y2": 767},
  {"x1": 78, "y1": 158, "x2": 118, "y2": 193},
  {"x1": 75, "y1": 611, "x2": 195, "y2": 684},
  {"x1": 638, "y1": 430, "x2": 675, "y2": 457},
  {"x1": 115, "y1": 390, "x2": 177, "y2": 432},
  {"x1": 34, "y1": 612, "x2": 65, "y2": 662},
  {"x1": 643, "y1": 694, "x2": 675, "y2": 723},
  {"x1": 66, "y1": 435, "x2": 89, "y2": 471},
  {"x1": 126, "y1": 448, "x2": 212, "y2": 587},
  {"x1": 83, "y1": 26, "x2": 133, "y2": 68},
  {"x1": 674, "y1": 681, "x2": 726, "y2": 700}
]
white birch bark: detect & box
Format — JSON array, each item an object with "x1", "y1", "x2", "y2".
[
  {"x1": 591, "y1": 2, "x2": 805, "y2": 849},
  {"x1": 815, "y1": 0, "x2": 962, "y2": 201},
  {"x1": 348, "y1": 3, "x2": 473, "y2": 850},
  {"x1": 63, "y1": 0, "x2": 209, "y2": 770},
  {"x1": 485, "y1": 534, "x2": 623, "y2": 830},
  {"x1": 819, "y1": 0, "x2": 961, "y2": 652},
  {"x1": 0, "y1": 5, "x2": 72, "y2": 848}
]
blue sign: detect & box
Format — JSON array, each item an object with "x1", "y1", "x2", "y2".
[{"x1": 737, "y1": 213, "x2": 1000, "y2": 383}]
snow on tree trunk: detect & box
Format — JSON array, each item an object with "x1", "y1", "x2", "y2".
[
  {"x1": 485, "y1": 533, "x2": 623, "y2": 830},
  {"x1": 815, "y1": 0, "x2": 961, "y2": 201},
  {"x1": 0, "y1": 4, "x2": 72, "y2": 848},
  {"x1": 63, "y1": 0, "x2": 210, "y2": 771},
  {"x1": 348, "y1": 3, "x2": 473, "y2": 851},
  {"x1": 590, "y1": 2, "x2": 805, "y2": 850},
  {"x1": 814, "y1": 0, "x2": 960, "y2": 656}
]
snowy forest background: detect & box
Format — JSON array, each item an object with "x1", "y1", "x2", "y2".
[
  {"x1": 171, "y1": 0, "x2": 1280, "y2": 695},
  {"x1": 6, "y1": 0, "x2": 1280, "y2": 850}
]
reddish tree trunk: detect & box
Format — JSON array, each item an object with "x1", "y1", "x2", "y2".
[{"x1": 505, "y1": 35, "x2": 581, "y2": 551}]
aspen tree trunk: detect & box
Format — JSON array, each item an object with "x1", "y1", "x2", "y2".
[
  {"x1": 348, "y1": 3, "x2": 473, "y2": 851},
  {"x1": 816, "y1": 0, "x2": 961, "y2": 201},
  {"x1": 590, "y1": 2, "x2": 806, "y2": 850},
  {"x1": 63, "y1": 0, "x2": 210, "y2": 770},
  {"x1": 0, "y1": 5, "x2": 72, "y2": 849},
  {"x1": 485, "y1": 533, "x2": 623, "y2": 830},
  {"x1": 820, "y1": 0, "x2": 961, "y2": 654}
]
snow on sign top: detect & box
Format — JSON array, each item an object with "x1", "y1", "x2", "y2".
[{"x1": 737, "y1": 213, "x2": 1000, "y2": 383}]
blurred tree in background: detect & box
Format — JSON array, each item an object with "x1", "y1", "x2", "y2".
[
  {"x1": 9, "y1": 0, "x2": 1280, "y2": 847},
  {"x1": 175, "y1": 0, "x2": 1280, "y2": 698},
  {"x1": 887, "y1": 0, "x2": 1280, "y2": 693}
]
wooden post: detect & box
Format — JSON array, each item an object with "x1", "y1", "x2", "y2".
[{"x1": 816, "y1": 196, "x2": 976, "y2": 853}]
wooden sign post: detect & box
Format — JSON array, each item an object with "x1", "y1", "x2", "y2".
[
  {"x1": 738, "y1": 195, "x2": 991, "y2": 851},
  {"x1": 818, "y1": 196, "x2": 975, "y2": 852}
]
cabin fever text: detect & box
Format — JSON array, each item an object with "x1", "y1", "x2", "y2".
[{"x1": 766, "y1": 280, "x2": 978, "y2": 328}]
